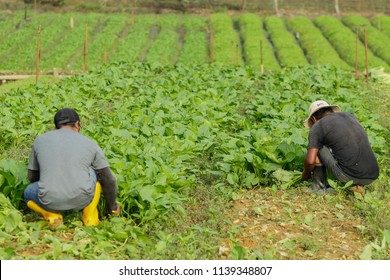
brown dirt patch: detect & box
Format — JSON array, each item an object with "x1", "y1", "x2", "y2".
[{"x1": 223, "y1": 187, "x2": 367, "y2": 259}]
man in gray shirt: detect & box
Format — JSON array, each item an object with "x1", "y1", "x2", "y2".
[
  {"x1": 302, "y1": 100, "x2": 379, "y2": 196},
  {"x1": 24, "y1": 108, "x2": 119, "y2": 226}
]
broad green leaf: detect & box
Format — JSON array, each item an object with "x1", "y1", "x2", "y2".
[{"x1": 359, "y1": 245, "x2": 372, "y2": 260}]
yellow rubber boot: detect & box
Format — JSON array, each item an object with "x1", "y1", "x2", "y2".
[
  {"x1": 82, "y1": 182, "x2": 101, "y2": 226},
  {"x1": 27, "y1": 200, "x2": 63, "y2": 226}
]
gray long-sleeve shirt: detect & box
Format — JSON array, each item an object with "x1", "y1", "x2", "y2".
[{"x1": 28, "y1": 128, "x2": 118, "y2": 212}]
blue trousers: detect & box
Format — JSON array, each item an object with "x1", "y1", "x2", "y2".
[{"x1": 24, "y1": 169, "x2": 97, "y2": 210}]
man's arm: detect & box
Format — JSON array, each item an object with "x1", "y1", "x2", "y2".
[
  {"x1": 302, "y1": 148, "x2": 319, "y2": 180},
  {"x1": 95, "y1": 167, "x2": 119, "y2": 215}
]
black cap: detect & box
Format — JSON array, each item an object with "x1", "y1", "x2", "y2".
[{"x1": 54, "y1": 108, "x2": 80, "y2": 129}]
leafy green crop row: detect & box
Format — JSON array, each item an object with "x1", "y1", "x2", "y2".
[
  {"x1": 236, "y1": 13, "x2": 280, "y2": 71},
  {"x1": 314, "y1": 15, "x2": 390, "y2": 72},
  {"x1": 177, "y1": 15, "x2": 209, "y2": 65},
  {"x1": 287, "y1": 16, "x2": 351, "y2": 70},
  {"x1": 264, "y1": 16, "x2": 308, "y2": 68},
  {"x1": 39, "y1": 13, "x2": 103, "y2": 71},
  {"x1": 144, "y1": 14, "x2": 181, "y2": 65},
  {"x1": 342, "y1": 14, "x2": 390, "y2": 65},
  {"x1": 209, "y1": 13, "x2": 242, "y2": 65},
  {"x1": 83, "y1": 14, "x2": 129, "y2": 68},
  {"x1": 111, "y1": 14, "x2": 158, "y2": 63},
  {"x1": 371, "y1": 15, "x2": 390, "y2": 38},
  {"x1": 0, "y1": 13, "x2": 54, "y2": 71}
]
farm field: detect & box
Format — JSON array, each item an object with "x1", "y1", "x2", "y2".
[
  {"x1": 1, "y1": 11, "x2": 390, "y2": 73},
  {"x1": 1, "y1": 62, "x2": 389, "y2": 261},
  {"x1": 0, "y1": 9, "x2": 389, "y2": 263}
]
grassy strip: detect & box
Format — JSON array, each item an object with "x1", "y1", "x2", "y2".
[
  {"x1": 263, "y1": 16, "x2": 308, "y2": 68},
  {"x1": 236, "y1": 13, "x2": 280, "y2": 71},
  {"x1": 287, "y1": 16, "x2": 351, "y2": 70}
]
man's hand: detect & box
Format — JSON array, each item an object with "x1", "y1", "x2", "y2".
[
  {"x1": 110, "y1": 204, "x2": 121, "y2": 216},
  {"x1": 302, "y1": 171, "x2": 312, "y2": 181}
]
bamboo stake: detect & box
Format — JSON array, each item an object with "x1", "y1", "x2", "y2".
[
  {"x1": 83, "y1": 23, "x2": 88, "y2": 72},
  {"x1": 36, "y1": 25, "x2": 41, "y2": 84}
]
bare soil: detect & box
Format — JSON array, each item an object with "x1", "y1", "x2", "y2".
[{"x1": 223, "y1": 187, "x2": 367, "y2": 259}]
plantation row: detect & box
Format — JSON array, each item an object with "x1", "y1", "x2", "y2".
[{"x1": 1, "y1": 11, "x2": 390, "y2": 73}]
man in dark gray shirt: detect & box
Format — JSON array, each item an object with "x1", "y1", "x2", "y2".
[
  {"x1": 302, "y1": 100, "x2": 379, "y2": 195},
  {"x1": 24, "y1": 108, "x2": 119, "y2": 226}
]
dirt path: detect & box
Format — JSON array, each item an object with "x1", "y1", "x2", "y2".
[{"x1": 223, "y1": 187, "x2": 367, "y2": 259}]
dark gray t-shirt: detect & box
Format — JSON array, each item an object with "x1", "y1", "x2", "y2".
[
  {"x1": 308, "y1": 112, "x2": 379, "y2": 180},
  {"x1": 28, "y1": 128, "x2": 109, "y2": 211}
]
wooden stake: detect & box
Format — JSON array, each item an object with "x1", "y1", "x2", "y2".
[
  {"x1": 274, "y1": 0, "x2": 279, "y2": 15},
  {"x1": 231, "y1": 41, "x2": 235, "y2": 65},
  {"x1": 131, "y1": 9, "x2": 135, "y2": 25},
  {"x1": 260, "y1": 39, "x2": 264, "y2": 73},
  {"x1": 335, "y1": 0, "x2": 340, "y2": 14},
  {"x1": 162, "y1": 53, "x2": 166, "y2": 66},
  {"x1": 235, "y1": 43, "x2": 239, "y2": 65},
  {"x1": 209, "y1": 30, "x2": 214, "y2": 64},
  {"x1": 355, "y1": 27, "x2": 359, "y2": 78},
  {"x1": 364, "y1": 26, "x2": 369, "y2": 85},
  {"x1": 36, "y1": 25, "x2": 41, "y2": 84},
  {"x1": 83, "y1": 23, "x2": 88, "y2": 72},
  {"x1": 70, "y1": 16, "x2": 74, "y2": 29},
  {"x1": 104, "y1": 51, "x2": 108, "y2": 63}
]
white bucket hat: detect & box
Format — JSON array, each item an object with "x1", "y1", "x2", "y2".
[{"x1": 303, "y1": 100, "x2": 340, "y2": 128}]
